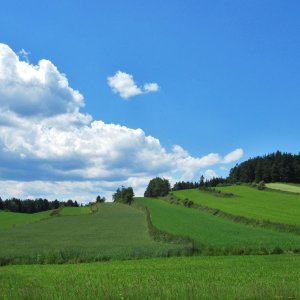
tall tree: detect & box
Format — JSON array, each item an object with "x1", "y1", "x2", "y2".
[
  {"x1": 144, "y1": 177, "x2": 170, "y2": 197},
  {"x1": 113, "y1": 187, "x2": 134, "y2": 204}
]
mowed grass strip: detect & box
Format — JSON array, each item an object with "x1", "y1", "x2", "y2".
[
  {"x1": 135, "y1": 197, "x2": 300, "y2": 253},
  {"x1": 173, "y1": 185, "x2": 300, "y2": 225},
  {"x1": 266, "y1": 182, "x2": 300, "y2": 194},
  {"x1": 0, "y1": 255, "x2": 299, "y2": 300},
  {"x1": 0, "y1": 210, "x2": 52, "y2": 229},
  {"x1": 0, "y1": 203, "x2": 183, "y2": 264}
]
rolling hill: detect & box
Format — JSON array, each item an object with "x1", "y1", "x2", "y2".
[{"x1": 172, "y1": 185, "x2": 300, "y2": 225}]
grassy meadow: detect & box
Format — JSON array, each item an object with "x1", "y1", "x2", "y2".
[
  {"x1": 266, "y1": 182, "x2": 300, "y2": 194},
  {"x1": 59, "y1": 206, "x2": 91, "y2": 216},
  {"x1": 1, "y1": 184, "x2": 300, "y2": 299},
  {"x1": 0, "y1": 210, "x2": 52, "y2": 230},
  {"x1": 0, "y1": 203, "x2": 185, "y2": 265},
  {"x1": 135, "y1": 197, "x2": 300, "y2": 254},
  {"x1": 173, "y1": 185, "x2": 300, "y2": 225},
  {"x1": 0, "y1": 255, "x2": 299, "y2": 300}
]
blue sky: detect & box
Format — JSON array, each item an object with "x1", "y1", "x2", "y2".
[{"x1": 0, "y1": 1, "x2": 299, "y2": 201}]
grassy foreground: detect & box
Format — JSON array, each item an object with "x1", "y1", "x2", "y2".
[
  {"x1": 135, "y1": 197, "x2": 300, "y2": 254},
  {"x1": 173, "y1": 185, "x2": 300, "y2": 225},
  {"x1": 0, "y1": 255, "x2": 299, "y2": 300}
]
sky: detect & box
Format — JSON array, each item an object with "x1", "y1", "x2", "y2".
[{"x1": 0, "y1": 1, "x2": 299, "y2": 202}]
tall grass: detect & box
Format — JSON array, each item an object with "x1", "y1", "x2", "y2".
[{"x1": 1, "y1": 255, "x2": 299, "y2": 300}]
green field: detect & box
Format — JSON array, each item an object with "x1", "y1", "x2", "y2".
[
  {"x1": 135, "y1": 197, "x2": 300, "y2": 254},
  {"x1": 0, "y1": 206, "x2": 90, "y2": 230},
  {"x1": 0, "y1": 255, "x2": 299, "y2": 300},
  {"x1": 0, "y1": 210, "x2": 52, "y2": 229},
  {"x1": 266, "y1": 182, "x2": 300, "y2": 194},
  {"x1": 173, "y1": 185, "x2": 300, "y2": 225},
  {"x1": 59, "y1": 206, "x2": 91, "y2": 216},
  {"x1": 0, "y1": 203, "x2": 184, "y2": 264}
]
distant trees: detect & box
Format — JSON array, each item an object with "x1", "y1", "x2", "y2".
[
  {"x1": 0, "y1": 197, "x2": 79, "y2": 213},
  {"x1": 144, "y1": 177, "x2": 171, "y2": 197},
  {"x1": 228, "y1": 151, "x2": 300, "y2": 183},
  {"x1": 113, "y1": 187, "x2": 134, "y2": 204},
  {"x1": 172, "y1": 181, "x2": 200, "y2": 191},
  {"x1": 96, "y1": 195, "x2": 106, "y2": 203}
]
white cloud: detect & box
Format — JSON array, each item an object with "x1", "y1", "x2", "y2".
[
  {"x1": 144, "y1": 82, "x2": 159, "y2": 92},
  {"x1": 204, "y1": 169, "x2": 218, "y2": 179},
  {"x1": 0, "y1": 43, "x2": 244, "y2": 201},
  {"x1": 0, "y1": 43, "x2": 84, "y2": 117},
  {"x1": 222, "y1": 148, "x2": 244, "y2": 163},
  {"x1": 107, "y1": 70, "x2": 159, "y2": 99}
]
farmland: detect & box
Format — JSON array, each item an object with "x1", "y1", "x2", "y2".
[
  {"x1": 135, "y1": 197, "x2": 300, "y2": 254},
  {"x1": 1, "y1": 184, "x2": 300, "y2": 299},
  {"x1": 0, "y1": 203, "x2": 184, "y2": 264},
  {"x1": 266, "y1": 182, "x2": 300, "y2": 194},
  {"x1": 173, "y1": 185, "x2": 300, "y2": 225},
  {"x1": 0, "y1": 210, "x2": 52, "y2": 230},
  {"x1": 0, "y1": 255, "x2": 299, "y2": 300}
]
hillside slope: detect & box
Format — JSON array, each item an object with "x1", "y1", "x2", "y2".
[
  {"x1": 0, "y1": 203, "x2": 184, "y2": 264},
  {"x1": 173, "y1": 185, "x2": 300, "y2": 225},
  {"x1": 135, "y1": 197, "x2": 300, "y2": 254}
]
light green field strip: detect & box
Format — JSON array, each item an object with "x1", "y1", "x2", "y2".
[
  {"x1": 173, "y1": 185, "x2": 300, "y2": 225},
  {"x1": 0, "y1": 210, "x2": 52, "y2": 229},
  {"x1": 266, "y1": 182, "x2": 300, "y2": 194},
  {"x1": 0, "y1": 255, "x2": 299, "y2": 300},
  {"x1": 135, "y1": 197, "x2": 300, "y2": 252},
  {"x1": 0, "y1": 203, "x2": 183, "y2": 263}
]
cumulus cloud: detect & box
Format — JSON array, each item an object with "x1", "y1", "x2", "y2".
[
  {"x1": 0, "y1": 44, "x2": 243, "y2": 202},
  {"x1": 143, "y1": 82, "x2": 159, "y2": 92},
  {"x1": 0, "y1": 43, "x2": 84, "y2": 117},
  {"x1": 222, "y1": 148, "x2": 244, "y2": 163},
  {"x1": 204, "y1": 169, "x2": 218, "y2": 179},
  {"x1": 107, "y1": 71, "x2": 159, "y2": 99}
]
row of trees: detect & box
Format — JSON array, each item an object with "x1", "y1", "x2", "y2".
[
  {"x1": 172, "y1": 181, "x2": 200, "y2": 191},
  {"x1": 0, "y1": 197, "x2": 79, "y2": 214},
  {"x1": 228, "y1": 151, "x2": 300, "y2": 183}
]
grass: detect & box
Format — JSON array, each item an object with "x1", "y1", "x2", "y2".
[
  {"x1": 135, "y1": 197, "x2": 300, "y2": 254},
  {"x1": 173, "y1": 185, "x2": 300, "y2": 225},
  {"x1": 0, "y1": 203, "x2": 185, "y2": 265},
  {"x1": 0, "y1": 210, "x2": 52, "y2": 230},
  {"x1": 59, "y1": 206, "x2": 91, "y2": 216},
  {"x1": 0, "y1": 255, "x2": 299, "y2": 299},
  {"x1": 266, "y1": 182, "x2": 300, "y2": 194}
]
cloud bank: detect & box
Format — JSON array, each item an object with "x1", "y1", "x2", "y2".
[
  {"x1": 0, "y1": 44, "x2": 243, "y2": 202},
  {"x1": 107, "y1": 71, "x2": 159, "y2": 99}
]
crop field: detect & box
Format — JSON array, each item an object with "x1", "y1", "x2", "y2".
[
  {"x1": 0, "y1": 203, "x2": 183, "y2": 265},
  {"x1": 59, "y1": 206, "x2": 91, "y2": 216},
  {"x1": 135, "y1": 197, "x2": 300, "y2": 254},
  {"x1": 173, "y1": 185, "x2": 300, "y2": 225},
  {"x1": 0, "y1": 255, "x2": 299, "y2": 300},
  {"x1": 266, "y1": 182, "x2": 300, "y2": 194},
  {"x1": 0, "y1": 210, "x2": 52, "y2": 230}
]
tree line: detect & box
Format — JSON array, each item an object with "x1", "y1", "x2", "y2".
[
  {"x1": 228, "y1": 151, "x2": 300, "y2": 183},
  {"x1": 0, "y1": 197, "x2": 79, "y2": 214}
]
